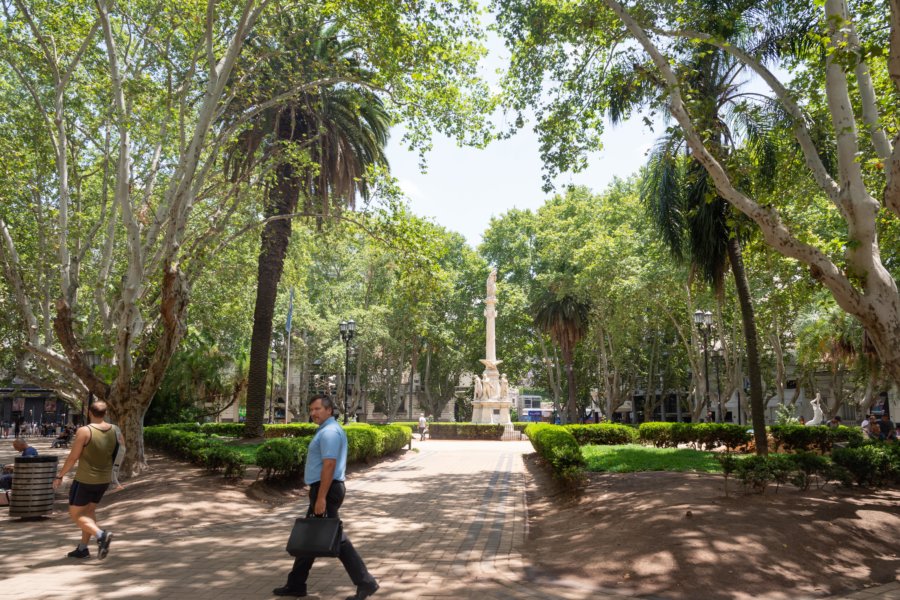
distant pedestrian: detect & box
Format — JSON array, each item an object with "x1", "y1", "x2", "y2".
[
  {"x1": 273, "y1": 395, "x2": 379, "y2": 599},
  {"x1": 418, "y1": 413, "x2": 428, "y2": 441},
  {"x1": 861, "y1": 414, "x2": 873, "y2": 438},
  {"x1": 52, "y1": 401, "x2": 124, "y2": 560},
  {"x1": 878, "y1": 414, "x2": 896, "y2": 441},
  {"x1": 828, "y1": 415, "x2": 842, "y2": 428}
]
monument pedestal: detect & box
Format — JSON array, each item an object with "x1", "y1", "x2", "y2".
[{"x1": 472, "y1": 398, "x2": 513, "y2": 425}]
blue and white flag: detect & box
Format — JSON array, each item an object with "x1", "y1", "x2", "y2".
[{"x1": 285, "y1": 288, "x2": 294, "y2": 334}]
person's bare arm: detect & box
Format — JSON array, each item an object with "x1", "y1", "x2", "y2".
[
  {"x1": 314, "y1": 459, "x2": 337, "y2": 516},
  {"x1": 52, "y1": 427, "x2": 89, "y2": 489}
]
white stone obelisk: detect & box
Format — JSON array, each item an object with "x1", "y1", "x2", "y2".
[{"x1": 473, "y1": 268, "x2": 511, "y2": 425}]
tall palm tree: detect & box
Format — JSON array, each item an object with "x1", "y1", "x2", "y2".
[
  {"x1": 635, "y1": 0, "x2": 800, "y2": 454},
  {"x1": 532, "y1": 291, "x2": 591, "y2": 424},
  {"x1": 228, "y1": 21, "x2": 390, "y2": 437}
]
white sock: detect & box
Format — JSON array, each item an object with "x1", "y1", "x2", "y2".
[
  {"x1": 96, "y1": 530, "x2": 105, "y2": 540},
  {"x1": 77, "y1": 543, "x2": 87, "y2": 550}
]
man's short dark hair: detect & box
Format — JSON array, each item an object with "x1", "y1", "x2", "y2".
[
  {"x1": 89, "y1": 401, "x2": 108, "y2": 418},
  {"x1": 310, "y1": 395, "x2": 336, "y2": 415}
]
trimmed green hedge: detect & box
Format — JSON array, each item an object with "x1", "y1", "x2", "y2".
[
  {"x1": 391, "y1": 421, "x2": 419, "y2": 431},
  {"x1": 255, "y1": 423, "x2": 411, "y2": 480},
  {"x1": 161, "y1": 422, "x2": 246, "y2": 436},
  {"x1": 345, "y1": 424, "x2": 411, "y2": 461},
  {"x1": 147, "y1": 422, "x2": 411, "y2": 481},
  {"x1": 831, "y1": 442, "x2": 900, "y2": 487},
  {"x1": 525, "y1": 423, "x2": 585, "y2": 481},
  {"x1": 770, "y1": 425, "x2": 864, "y2": 453},
  {"x1": 638, "y1": 422, "x2": 751, "y2": 450},
  {"x1": 144, "y1": 426, "x2": 245, "y2": 477},
  {"x1": 256, "y1": 437, "x2": 311, "y2": 479},
  {"x1": 566, "y1": 424, "x2": 637, "y2": 445},
  {"x1": 265, "y1": 423, "x2": 320, "y2": 438},
  {"x1": 428, "y1": 423, "x2": 505, "y2": 440}
]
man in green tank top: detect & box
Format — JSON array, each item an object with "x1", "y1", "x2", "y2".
[{"x1": 53, "y1": 401, "x2": 123, "y2": 560}]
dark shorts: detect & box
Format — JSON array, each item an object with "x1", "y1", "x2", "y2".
[{"x1": 69, "y1": 481, "x2": 109, "y2": 506}]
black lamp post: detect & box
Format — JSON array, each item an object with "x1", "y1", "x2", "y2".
[
  {"x1": 269, "y1": 349, "x2": 277, "y2": 424},
  {"x1": 693, "y1": 309, "x2": 714, "y2": 422},
  {"x1": 339, "y1": 319, "x2": 356, "y2": 425},
  {"x1": 713, "y1": 345, "x2": 724, "y2": 423}
]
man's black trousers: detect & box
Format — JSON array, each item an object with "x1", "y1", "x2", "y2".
[{"x1": 286, "y1": 480, "x2": 377, "y2": 591}]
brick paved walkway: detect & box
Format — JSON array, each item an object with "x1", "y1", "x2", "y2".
[{"x1": 1, "y1": 437, "x2": 897, "y2": 599}]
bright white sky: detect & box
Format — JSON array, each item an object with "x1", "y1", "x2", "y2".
[
  {"x1": 383, "y1": 20, "x2": 657, "y2": 248},
  {"x1": 386, "y1": 116, "x2": 654, "y2": 248}
]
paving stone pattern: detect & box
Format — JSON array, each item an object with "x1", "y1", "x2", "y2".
[{"x1": 0, "y1": 437, "x2": 897, "y2": 599}]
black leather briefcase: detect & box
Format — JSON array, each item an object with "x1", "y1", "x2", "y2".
[{"x1": 285, "y1": 517, "x2": 342, "y2": 557}]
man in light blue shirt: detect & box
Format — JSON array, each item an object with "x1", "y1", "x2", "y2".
[
  {"x1": 304, "y1": 411, "x2": 347, "y2": 489},
  {"x1": 274, "y1": 395, "x2": 378, "y2": 600}
]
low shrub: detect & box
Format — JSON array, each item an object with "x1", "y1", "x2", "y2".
[
  {"x1": 200, "y1": 444, "x2": 246, "y2": 478},
  {"x1": 265, "y1": 423, "x2": 320, "y2": 439},
  {"x1": 346, "y1": 426, "x2": 380, "y2": 463},
  {"x1": 831, "y1": 443, "x2": 898, "y2": 487},
  {"x1": 716, "y1": 453, "x2": 740, "y2": 496},
  {"x1": 525, "y1": 423, "x2": 585, "y2": 482},
  {"x1": 786, "y1": 451, "x2": 830, "y2": 490},
  {"x1": 256, "y1": 437, "x2": 310, "y2": 479},
  {"x1": 199, "y1": 422, "x2": 245, "y2": 437},
  {"x1": 638, "y1": 422, "x2": 751, "y2": 450},
  {"x1": 769, "y1": 425, "x2": 862, "y2": 453},
  {"x1": 345, "y1": 424, "x2": 412, "y2": 464},
  {"x1": 429, "y1": 423, "x2": 504, "y2": 440},
  {"x1": 734, "y1": 455, "x2": 775, "y2": 493},
  {"x1": 566, "y1": 424, "x2": 637, "y2": 445},
  {"x1": 146, "y1": 422, "x2": 411, "y2": 480},
  {"x1": 162, "y1": 422, "x2": 202, "y2": 433},
  {"x1": 144, "y1": 425, "x2": 245, "y2": 477},
  {"x1": 376, "y1": 424, "x2": 412, "y2": 454},
  {"x1": 639, "y1": 422, "x2": 676, "y2": 447},
  {"x1": 391, "y1": 421, "x2": 419, "y2": 431}
]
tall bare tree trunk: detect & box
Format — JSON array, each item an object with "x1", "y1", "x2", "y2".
[{"x1": 726, "y1": 238, "x2": 767, "y2": 456}]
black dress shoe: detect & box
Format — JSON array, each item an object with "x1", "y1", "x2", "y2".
[
  {"x1": 272, "y1": 586, "x2": 307, "y2": 597},
  {"x1": 346, "y1": 582, "x2": 379, "y2": 600}
]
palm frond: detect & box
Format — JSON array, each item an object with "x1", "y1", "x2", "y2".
[{"x1": 641, "y1": 133, "x2": 687, "y2": 260}]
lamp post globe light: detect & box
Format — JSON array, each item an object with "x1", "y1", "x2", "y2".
[
  {"x1": 339, "y1": 320, "x2": 356, "y2": 425},
  {"x1": 693, "y1": 309, "x2": 714, "y2": 422},
  {"x1": 269, "y1": 349, "x2": 277, "y2": 424}
]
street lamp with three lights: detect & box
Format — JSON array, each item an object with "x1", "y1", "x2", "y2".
[{"x1": 339, "y1": 320, "x2": 356, "y2": 425}]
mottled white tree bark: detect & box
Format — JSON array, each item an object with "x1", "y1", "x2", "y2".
[{"x1": 603, "y1": 0, "x2": 900, "y2": 387}]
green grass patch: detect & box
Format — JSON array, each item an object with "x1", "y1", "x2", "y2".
[{"x1": 582, "y1": 444, "x2": 725, "y2": 473}]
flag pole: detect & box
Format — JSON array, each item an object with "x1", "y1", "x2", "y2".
[{"x1": 285, "y1": 288, "x2": 294, "y2": 423}]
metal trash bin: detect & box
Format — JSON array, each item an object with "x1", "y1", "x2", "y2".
[{"x1": 10, "y1": 455, "x2": 58, "y2": 518}]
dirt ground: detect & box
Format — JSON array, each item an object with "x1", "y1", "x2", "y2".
[{"x1": 521, "y1": 455, "x2": 900, "y2": 600}]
